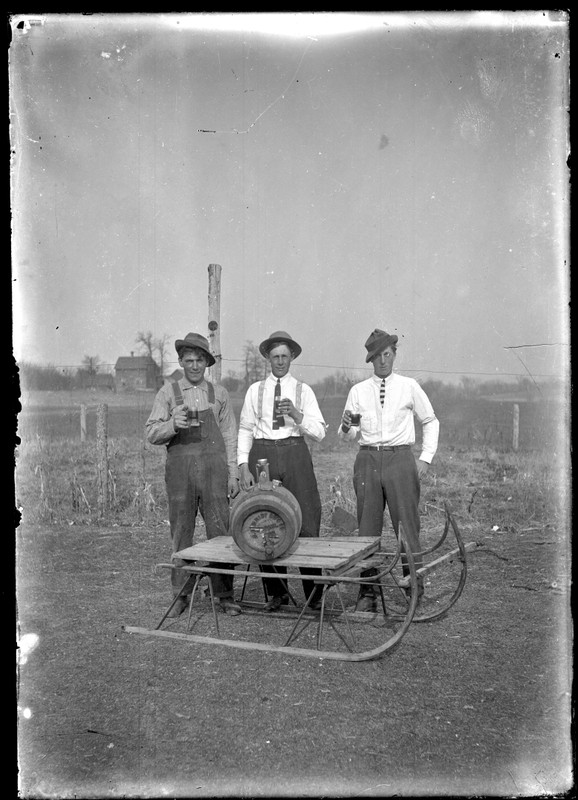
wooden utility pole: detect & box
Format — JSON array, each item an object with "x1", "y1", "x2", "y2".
[{"x1": 207, "y1": 263, "x2": 222, "y2": 383}]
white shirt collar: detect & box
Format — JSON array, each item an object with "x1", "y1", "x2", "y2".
[
  {"x1": 267, "y1": 372, "x2": 291, "y2": 386},
  {"x1": 372, "y1": 372, "x2": 395, "y2": 386}
]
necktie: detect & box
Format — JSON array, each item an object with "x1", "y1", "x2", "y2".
[
  {"x1": 272, "y1": 378, "x2": 284, "y2": 429},
  {"x1": 380, "y1": 378, "x2": 386, "y2": 407}
]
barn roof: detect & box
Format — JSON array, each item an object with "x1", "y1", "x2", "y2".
[{"x1": 115, "y1": 356, "x2": 157, "y2": 370}]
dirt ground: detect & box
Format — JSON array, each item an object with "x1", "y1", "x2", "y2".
[{"x1": 16, "y1": 447, "x2": 572, "y2": 799}]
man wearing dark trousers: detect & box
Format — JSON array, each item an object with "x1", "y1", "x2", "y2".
[
  {"x1": 146, "y1": 332, "x2": 242, "y2": 617},
  {"x1": 238, "y1": 331, "x2": 327, "y2": 611},
  {"x1": 339, "y1": 328, "x2": 439, "y2": 611}
]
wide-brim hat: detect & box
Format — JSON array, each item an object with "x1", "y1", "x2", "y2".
[
  {"x1": 175, "y1": 332, "x2": 216, "y2": 366},
  {"x1": 259, "y1": 330, "x2": 302, "y2": 359},
  {"x1": 364, "y1": 328, "x2": 399, "y2": 362}
]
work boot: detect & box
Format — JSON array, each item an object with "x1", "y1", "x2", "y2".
[
  {"x1": 263, "y1": 594, "x2": 289, "y2": 613},
  {"x1": 355, "y1": 594, "x2": 377, "y2": 613},
  {"x1": 218, "y1": 598, "x2": 242, "y2": 616},
  {"x1": 404, "y1": 579, "x2": 424, "y2": 605},
  {"x1": 167, "y1": 595, "x2": 190, "y2": 618}
]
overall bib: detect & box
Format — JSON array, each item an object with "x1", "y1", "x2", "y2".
[{"x1": 166, "y1": 382, "x2": 235, "y2": 599}]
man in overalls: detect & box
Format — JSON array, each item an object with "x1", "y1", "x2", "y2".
[
  {"x1": 238, "y1": 331, "x2": 327, "y2": 611},
  {"x1": 146, "y1": 332, "x2": 241, "y2": 617}
]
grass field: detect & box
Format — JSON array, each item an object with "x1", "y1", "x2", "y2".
[
  {"x1": 16, "y1": 388, "x2": 568, "y2": 531},
  {"x1": 15, "y1": 389, "x2": 572, "y2": 797}
]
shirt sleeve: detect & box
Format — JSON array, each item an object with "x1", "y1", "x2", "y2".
[
  {"x1": 145, "y1": 385, "x2": 177, "y2": 445},
  {"x1": 412, "y1": 382, "x2": 440, "y2": 463},
  {"x1": 295, "y1": 384, "x2": 327, "y2": 442},
  {"x1": 215, "y1": 387, "x2": 239, "y2": 480},
  {"x1": 237, "y1": 384, "x2": 257, "y2": 465},
  {"x1": 337, "y1": 387, "x2": 358, "y2": 442}
]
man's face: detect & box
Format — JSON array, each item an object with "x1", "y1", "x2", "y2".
[
  {"x1": 179, "y1": 348, "x2": 208, "y2": 385},
  {"x1": 268, "y1": 344, "x2": 293, "y2": 379},
  {"x1": 372, "y1": 346, "x2": 396, "y2": 379}
]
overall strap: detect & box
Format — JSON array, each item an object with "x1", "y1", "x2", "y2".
[
  {"x1": 172, "y1": 380, "x2": 215, "y2": 406},
  {"x1": 172, "y1": 381, "x2": 184, "y2": 406},
  {"x1": 257, "y1": 380, "x2": 266, "y2": 419}
]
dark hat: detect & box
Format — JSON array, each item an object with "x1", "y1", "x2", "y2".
[
  {"x1": 175, "y1": 332, "x2": 216, "y2": 366},
  {"x1": 259, "y1": 330, "x2": 302, "y2": 359},
  {"x1": 364, "y1": 329, "x2": 399, "y2": 362}
]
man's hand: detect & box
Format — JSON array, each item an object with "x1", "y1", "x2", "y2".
[
  {"x1": 239, "y1": 463, "x2": 255, "y2": 492},
  {"x1": 341, "y1": 410, "x2": 353, "y2": 433},
  {"x1": 228, "y1": 477, "x2": 240, "y2": 499},
  {"x1": 278, "y1": 397, "x2": 303, "y2": 424},
  {"x1": 172, "y1": 404, "x2": 190, "y2": 431},
  {"x1": 416, "y1": 460, "x2": 429, "y2": 480}
]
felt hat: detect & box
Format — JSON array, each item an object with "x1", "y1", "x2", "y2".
[
  {"x1": 364, "y1": 329, "x2": 399, "y2": 363},
  {"x1": 174, "y1": 332, "x2": 216, "y2": 366},
  {"x1": 259, "y1": 330, "x2": 302, "y2": 359}
]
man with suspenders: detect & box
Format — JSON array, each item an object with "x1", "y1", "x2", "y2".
[
  {"x1": 146, "y1": 332, "x2": 242, "y2": 617},
  {"x1": 238, "y1": 331, "x2": 327, "y2": 611}
]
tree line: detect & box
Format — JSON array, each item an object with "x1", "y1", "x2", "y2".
[{"x1": 19, "y1": 337, "x2": 552, "y2": 403}]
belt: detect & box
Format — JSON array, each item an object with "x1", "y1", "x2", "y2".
[
  {"x1": 359, "y1": 444, "x2": 411, "y2": 451},
  {"x1": 256, "y1": 437, "x2": 305, "y2": 447}
]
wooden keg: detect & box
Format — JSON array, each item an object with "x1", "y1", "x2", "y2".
[{"x1": 229, "y1": 462, "x2": 302, "y2": 561}]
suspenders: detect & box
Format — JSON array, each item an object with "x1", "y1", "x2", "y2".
[
  {"x1": 257, "y1": 379, "x2": 302, "y2": 420},
  {"x1": 172, "y1": 380, "x2": 215, "y2": 407}
]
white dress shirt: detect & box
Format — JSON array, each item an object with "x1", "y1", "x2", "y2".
[
  {"x1": 237, "y1": 373, "x2": 327, "y2": 464},
  {"x1": 338, "y1": 373, "x2": 439, "y2": 463}
]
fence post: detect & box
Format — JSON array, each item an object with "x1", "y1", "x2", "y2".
[
  {"x1": 80, "y1": 404, "x2": 87, "y2": 442},
  {"x1": 512, "y1": 403, "x2": 520, "y2": 452},
  {"x1": 97, "y1": 403, "x2": 109, "y2": 517}
]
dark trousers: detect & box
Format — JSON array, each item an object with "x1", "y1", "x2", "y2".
[
  {"x1": 166, "y1": 446, "x2": 235, "y2": 599},
  {"x1": 249, "y1": 439, "x2": 323, "y2": 604},
  {"x1": 353, "y1": 447, "x2": 423, "y2": 594}
]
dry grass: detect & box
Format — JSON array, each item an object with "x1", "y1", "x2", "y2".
[
  {"x1": 15, "y1": 409, "x2": 572, "y2": 797},
  {"x1": 15, "y1": 425, "x2": 567, "y2": 544}
]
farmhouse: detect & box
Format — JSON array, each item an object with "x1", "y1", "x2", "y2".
[{"x1": 114, "y1": 353, "x2": 160, "y2": 391}]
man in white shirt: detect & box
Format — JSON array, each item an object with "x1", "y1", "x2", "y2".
[
  {"x1": 238, "y1": 330, "x2": 327, "y2": 611},
  {"x1": 338, "y1": 328, "x2": 440, "y2": 611}
]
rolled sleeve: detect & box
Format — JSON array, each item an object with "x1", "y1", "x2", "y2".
[
  {"x1": 237, "y1": 387, "x2": 257, "y2": 464},
  {"x1": 412, "y1": 383, "x2": 439, "y2": 462},
  {"x1": 215, "y1": 387, "x2": 239, "y2": 479},
  {"x1": 296, "y1": 384, "x2": 327, "y2": 442},
  {"x1": 145, "y1": 385, "x2": 177, "y2": 445}
]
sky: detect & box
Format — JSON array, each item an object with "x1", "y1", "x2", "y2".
[{"x1": 10, "y1": 11, "x2": 570, "y2": 388}]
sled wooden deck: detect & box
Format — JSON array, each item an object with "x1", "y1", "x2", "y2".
[
  {"x1": 172, "y1": 535, "x2": 381, "y2": 574},
  {"x1": 123, "y1": 503, "x2": 475, "y2": 662}
]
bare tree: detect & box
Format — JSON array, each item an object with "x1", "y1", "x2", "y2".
[
  {"x1": 243, "y1": 341, "x2": 268, "y2": 387},
  {"x1": 154, "y1": 333, "x2": 171, "y2": 378},
  {"x1": 82, "y1": 355, "x2": 101, "y2": 376},
  {"x1": 135, "y1": 331, "x2": 171, "y2": 377},
  {"x1": 135, "y1": 331, "x2": 155, "y2": 360}
]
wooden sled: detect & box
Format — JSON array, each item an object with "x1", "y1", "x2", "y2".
[{"x1": 123, "y1": 502, "x2": 475, "y2": 662}]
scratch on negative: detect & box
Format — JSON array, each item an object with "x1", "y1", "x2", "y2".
[{"x1": 197, "y1": 40, "x2": 314, "y2": 136}]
